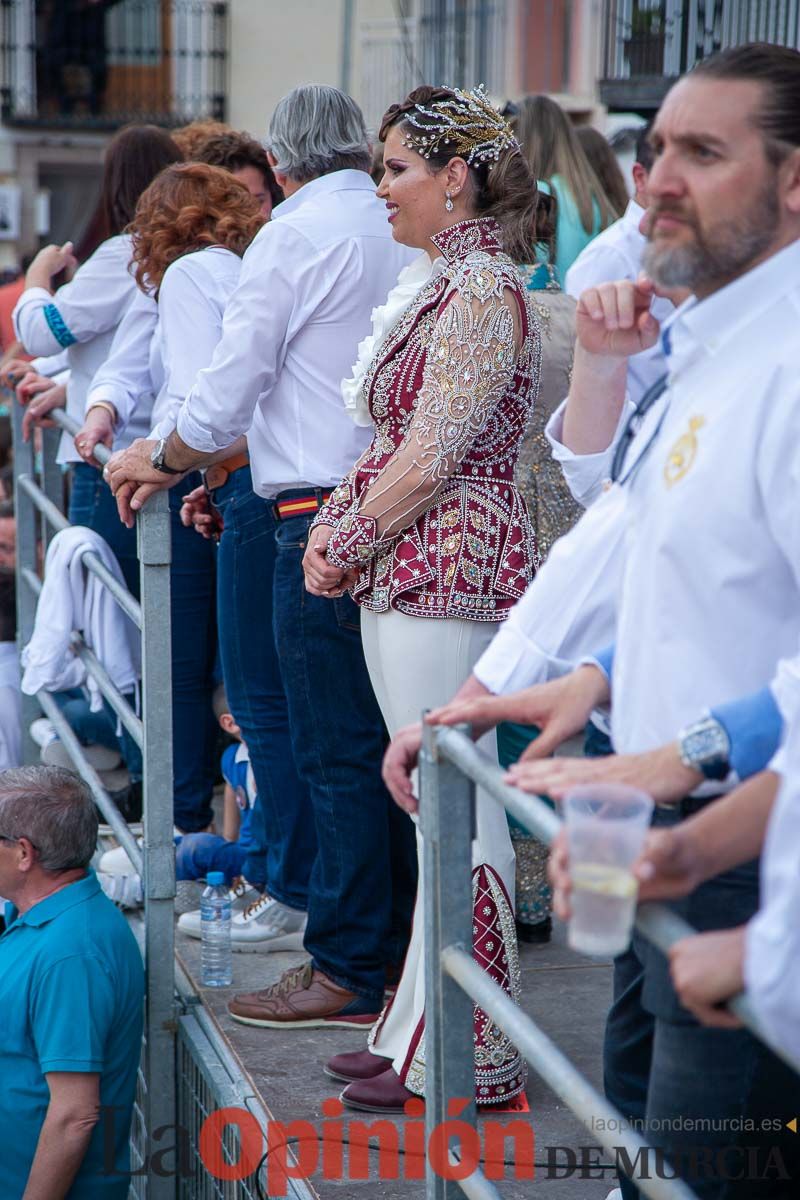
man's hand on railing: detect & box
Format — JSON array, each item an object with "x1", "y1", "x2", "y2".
[
  {"x1": 75, "y1": 406, "x2": 116, "y2": 468},
  {"x1": 180, "y1": 484, "x2": 222, "y2": 541},
  {"x1": 382, "y1": 722, "x2": 424, "y2": 813},
  {"x1": 668, "y1": 928, "x2": 746, "y2": 1029},
  {"x1": 19, "y1": 375, "x2": 67, "y2": 441},
  {"x1": 506, "y1": 742, "x2": 702, "y2": 805},
  {"x1": 105, "y1": 439, "x2": 186, "y2": 527}
]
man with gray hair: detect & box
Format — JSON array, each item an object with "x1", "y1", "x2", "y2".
[
  {"x1": 0, "y1": 766, "x2": 144, "y2": 1199},
  {"x1": 106, "y1": 85, "x2": 418, "y2": 1027}
]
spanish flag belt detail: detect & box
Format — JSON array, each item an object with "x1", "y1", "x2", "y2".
[{"x1": 275, "y1": 492, "x2": 333, "y2": 520}]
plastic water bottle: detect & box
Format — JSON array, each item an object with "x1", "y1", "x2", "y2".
[{"x1": 201, "y1": 871, "x2": 232, "y2": 987}]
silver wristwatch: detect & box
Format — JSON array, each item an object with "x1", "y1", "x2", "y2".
[
  {"x1": 677, "y1": 715, "x2": 731, "y2": 781},
  {"x1": 150, "y1": 438, "x2": 182, "y2": 476}
]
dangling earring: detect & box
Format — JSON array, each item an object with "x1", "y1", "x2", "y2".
[{"x1": 445, "y1": 191, "x2": 454, "y2": 213}]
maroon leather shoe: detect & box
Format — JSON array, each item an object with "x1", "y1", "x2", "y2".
[
  {"x1": 340, "y1": 1067, "x2": 419, "y2": 1113},
  {"x1": 324, "y1": 1047, "x2": 393, "y2": 1084}
]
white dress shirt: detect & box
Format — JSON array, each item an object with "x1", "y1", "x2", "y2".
[
  {"x1": 474, "y1": 483, "x2": 624, "y2": 695},
  {"x1": 87, "y1": 287, "x2": 160, "y2": 447},
  {"x1": 0, "y1": 641, "x2": 21, "y2": 772},
  {"x1": 565, "y1": 200, "x2": 675, "y2": 405},
  {"x1": 175, "y1": 170, "x2": 415, "y2": 497},
  {"x1": 552, "y1": 240, "x2": 800, "y2": 772},
  {"x1": 150, "y1": 245, "x2": 242, "y2": 440},
  {"x1": 744, "y1": 716, "x2": 800, "y2": 1068},
  {"x1": 13, "y1": 235, "x2": 138, "y2": 464}
]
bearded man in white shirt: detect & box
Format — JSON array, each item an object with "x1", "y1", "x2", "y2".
[
  {"x1": 105, "y1": 85, "x2": 418, "y2": 1029},
  {"x1": 385, "y1": 42, "x2": 800, "y2": 1199}
]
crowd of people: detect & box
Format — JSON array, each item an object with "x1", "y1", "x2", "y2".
[{"x1": 0, "y1": 37, "x2": 799, "y2": 1199}]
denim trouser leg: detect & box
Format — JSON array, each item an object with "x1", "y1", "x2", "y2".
[
  {"x1": 68, "y1": 464, "x2": 216, "y2": 828},
  {"x1": 169, "y1": 479, "x2": 218, "y2": 832},
  {"x1": 175, "y1": 832, "x2": 247, "y2": 884},
  {"x1": 272, "y1": 508, "x2": 416, "y2": 1007},
  {"x1": 604, "y1": 804, "x2": 800, "y2": 1199},
  {"x1": 68, "y1": 462, "x2": 140, "y2": 595},
  {"x1": 212, "y1": 468, "x2": 315, "y2": 903}
]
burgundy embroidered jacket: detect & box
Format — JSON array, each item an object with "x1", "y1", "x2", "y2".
[{"x1": 316, "y1": 216, "x2": 541, "y2": 621}]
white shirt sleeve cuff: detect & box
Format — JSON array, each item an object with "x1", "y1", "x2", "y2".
[
  {"x1": 545, "y1": 398, "x2": 633, "y2": 508},
  {"x1": 473, "y1": 618, "x2": 574, "y2": 695},
  {"x1": 176, "y1": 404, "x2": 233, "y2": 456},
  {"x1": 31, "y1": 349, "x2": 69, "y2": 376}
]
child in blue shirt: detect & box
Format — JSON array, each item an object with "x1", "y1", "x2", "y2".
[{"x1": 98, "y1": 688, "x2": 263, "y2": 903}]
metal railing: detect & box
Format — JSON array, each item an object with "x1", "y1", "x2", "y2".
[
  {"x1": 1, "y1": 0, "x2": 227, "y2": 130},
  {"x1": 420, "y1": 721, "x2": 799, "y2": 1200},
  {"x1": 600, "y1": 0, "x2": 800, "y2": 109},
  {"x1": 11, "y1": 402, "x2": 176, "y2": 1200}
]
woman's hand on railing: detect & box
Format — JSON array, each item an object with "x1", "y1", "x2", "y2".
[
  {"x1": 382, "y1": 722, "x2": 424, "y2": 813},
  {"x1": 0, "y1": 356, "x2": 32, "y2": 390},
  {"x1": 19, "y1": 374, "x2": 67, "y2": 440},
  {"x1": 75, "y1": 406, "x2": 116, "y2": 467},
  {"x1": 180, "y1": 484, "x2": 222, "y2": 541}
]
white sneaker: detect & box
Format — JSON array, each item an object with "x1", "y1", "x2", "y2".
[
  {"x1": 98, "y1": 870, "x2": 143, "y2": 909},
  {"x1": 605, "y1": 1190, "x2": 623, "y2": 1199},
  {"x1": 174, "y1": 880, "x2": 203, "y2": 915},
  {"x1": 98, "y1": 842, "x2": 142, "y2": 876},
  {"x1": 177, "y1": 879, "x2": 262, "y2": 938},
  {"x1": 30, "y1": 718, "x2": 57, "y2": 749},
  {"x1": 42, "y1": 737, "x2": 122, "y2": 773},
  {"x1": 229, "y1": 893, "x2": 307, "y2": 953}
]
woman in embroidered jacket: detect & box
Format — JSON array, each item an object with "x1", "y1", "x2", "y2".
[{"x1": 302, "y1": 86, "x2": 543, "y2": 1111}]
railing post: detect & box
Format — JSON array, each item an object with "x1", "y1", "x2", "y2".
[
  {"x1": 420, "y1": 720, "x2": 478, "y2": 1199},
  {"x1": 137, "y1": 487, "x2": 176, "y2": 1192},
  {"x1": 40, "y1": 425, "x2": 63, "y2": 550},
  {"x1": 11, "y1": 395, "x2": 40, "y2": 764}
]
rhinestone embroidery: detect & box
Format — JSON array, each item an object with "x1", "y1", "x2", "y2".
[{"x1": 316, "y1": 217, "x2": 541, "y2": 621}]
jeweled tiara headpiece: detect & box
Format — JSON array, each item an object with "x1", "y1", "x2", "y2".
[{"x1": 399, "y1": 85, "x2": 520, "y2": 168}]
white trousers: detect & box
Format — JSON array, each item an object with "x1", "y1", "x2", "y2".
[{"x1": 360, "y1": 607, "x2": 516, "y2": 1076}]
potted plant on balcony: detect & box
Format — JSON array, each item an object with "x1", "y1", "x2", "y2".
[{"x1": 623, "y1": 5, "x2": 666, "y2": 76}]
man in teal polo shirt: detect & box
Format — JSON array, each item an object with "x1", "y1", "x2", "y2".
[{"x1": 0, "y1": 765, "x2": 144, "y2": 1199}]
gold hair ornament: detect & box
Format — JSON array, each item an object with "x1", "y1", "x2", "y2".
[{"x1": 399, "y1": 85, "x2": 520, "y2": 168}]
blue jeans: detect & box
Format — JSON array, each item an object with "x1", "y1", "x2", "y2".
[
  {"x1": 175, "y1": 832, "x2": 246, "y2": 883},
  {"x1": 69, "y1": 463, "x2": 217, "y2": 832},
  {"x1": 605, "y1": 804, "x2": 800, "y2": 1198},
  {"x1": 52, "y1": 686, "x2": 143, "y2": 780},
  {"x1": 211, "y1": 466, "x2": 313, "y2": 899},
  {"x1": 272, "y1": 497, "x2": 417, "y2": 1009}
]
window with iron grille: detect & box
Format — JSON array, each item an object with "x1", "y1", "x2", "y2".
[{"x1": 0, "y1": 0, "x2": 227, "y2": 129}]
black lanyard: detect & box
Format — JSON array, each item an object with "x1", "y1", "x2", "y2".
[{"x1": 610, "y1": 373, "x2": 670, "y2": 486}]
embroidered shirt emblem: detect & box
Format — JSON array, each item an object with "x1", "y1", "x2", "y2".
[{"x1": 664, "y1": 415, "x2": 705, "y2": 488}]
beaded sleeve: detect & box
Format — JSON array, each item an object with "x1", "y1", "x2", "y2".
[{"x1": 325, "y1": 264, "x2": 520, "y2": 570}]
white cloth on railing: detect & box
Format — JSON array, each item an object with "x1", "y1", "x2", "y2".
[
  {"x1": 0, "y1": 641, "x2": 21, "y2": 770},
  {"x1": 21, "y1": 526, "x2": 140, "y2": 709}
]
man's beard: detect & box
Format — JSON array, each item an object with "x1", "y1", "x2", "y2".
[{"x1": 643, "y1": 181, "x2": 779, "y2": 291}]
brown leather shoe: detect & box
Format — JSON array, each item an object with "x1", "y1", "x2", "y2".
[
  {"x1": 228, "y1": 962, "x2": 380, "y2": 1029},
  {"x1": 324, "y1": 1047, "x2": 393, "y2": 1084},
  {"x1": 340, "y1": 1067, "x2": 419, "y2": 1113}
]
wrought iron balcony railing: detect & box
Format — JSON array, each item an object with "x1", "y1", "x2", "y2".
[
  {"x1": 601, "y1": 0, "x2": 800, "y2": 110},
  {"x1": 1, "y1": 0, "x2": 227, "y2": 130}
]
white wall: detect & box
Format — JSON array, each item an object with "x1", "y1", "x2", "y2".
[
  {"x1": 227, "y1": 0, "x2": 412, "y2": 138},
  {"x1": 227, "y1": 0, "x2": 345, "y2": 138}
]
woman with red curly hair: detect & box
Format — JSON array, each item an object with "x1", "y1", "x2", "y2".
[{"x1": 76, "y1": 162, "x2": 266, "y2": 836}]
